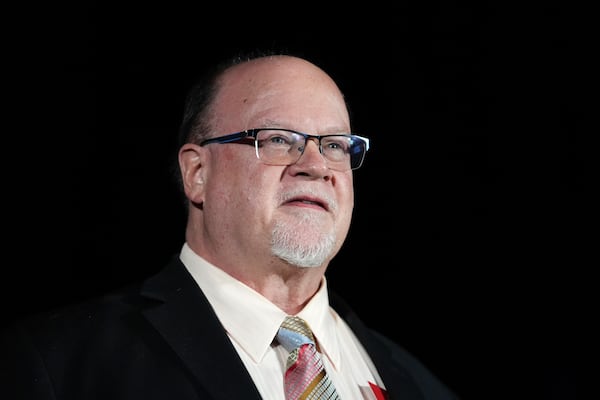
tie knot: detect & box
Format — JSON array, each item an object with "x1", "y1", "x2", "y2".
[{"x1": 277, "y1": 316, "x2": 315, "y2": 352}]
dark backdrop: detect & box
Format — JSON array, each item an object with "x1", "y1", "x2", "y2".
[{"x1": 5, "y1": 2, "x2": 586, "y2": 399}]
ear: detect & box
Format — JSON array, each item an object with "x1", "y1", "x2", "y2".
[{"x1": 178, "y1": 143, "x2": 207, "y2": 204}]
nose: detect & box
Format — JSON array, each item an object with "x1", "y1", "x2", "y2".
[
  {"x1": 291, "y1": 138, "x2": 330, "y2": 176},
  {"x1": 299, "y1": 137, "x2": 325, "y2": 160}
]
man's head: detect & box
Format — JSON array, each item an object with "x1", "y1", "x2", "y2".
[{"x1": 177, "y1": 54, "x2": 367, "y2": 278}]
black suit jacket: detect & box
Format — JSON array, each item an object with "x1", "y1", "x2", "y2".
[{"x1": 1, "y1": 256, "x2": 459, "y2": 399}]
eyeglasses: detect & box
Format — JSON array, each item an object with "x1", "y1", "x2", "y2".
[{"x1": 199, "y1": 128, "x2": 370, "y2": 171}]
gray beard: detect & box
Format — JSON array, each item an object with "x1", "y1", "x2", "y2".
[{"x1": 270, "y1": 216, "x2": 336, "y2": 268}]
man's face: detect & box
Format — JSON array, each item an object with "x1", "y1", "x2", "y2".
[{"x1": 200, "y1": 57, "x2": 355, "y2": 268}]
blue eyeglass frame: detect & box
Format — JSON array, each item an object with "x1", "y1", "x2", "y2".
[
  {"x1": 199, "y1": 128, "x2": 370, "y2": 170},
  {"x1": 199, "y1": 128, "x2": 370, "y2": 153}
]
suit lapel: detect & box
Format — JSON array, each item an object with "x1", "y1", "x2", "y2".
[
  {"x1": 140, "y1": 257, "x2": 262, "y2": 400},
  {"x1": 137, "y1": 258, "x2": 428, "y2": 399}
]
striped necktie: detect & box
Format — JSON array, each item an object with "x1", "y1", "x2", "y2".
[{"x1": 277, "y1": 316, "x2": 341, "y2": 400}]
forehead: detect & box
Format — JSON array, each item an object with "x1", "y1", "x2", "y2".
[{"x1": 211, "y1": 56, "x2": 350, "y2": 133}]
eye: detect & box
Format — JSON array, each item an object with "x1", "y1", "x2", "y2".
[
  {"x1": 323, "y1": 137, "x2": 350, "y2": 152},
  {"x1": 258, "y1": 129, "x2": 297, "y2": 148},
  {"x1": 268, "y1": 135, "x2": 291, "y2": 145},
  {"x1": 326, "y1": 142, "x2": 343, "y2": 150}
]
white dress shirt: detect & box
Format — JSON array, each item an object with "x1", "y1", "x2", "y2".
[{"x1": 180, "y1": 243, "x2": 387, "y2": 400}]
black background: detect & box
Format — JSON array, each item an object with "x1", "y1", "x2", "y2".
[{"x1": 5, "y1": 1, "x2": 588, "y2": 399}]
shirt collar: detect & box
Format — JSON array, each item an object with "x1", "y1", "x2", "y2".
[{"x1": 179, "y1": 243, "x2": 340, "y2": 367}]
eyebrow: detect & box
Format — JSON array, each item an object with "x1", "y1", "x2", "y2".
[{"x1": 259, "y1": 120, "x2": 351, "y2": 134}]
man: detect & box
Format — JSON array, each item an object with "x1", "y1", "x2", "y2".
[{"x1": 1, "y1": 52, "x2": 459, "y2": 399}]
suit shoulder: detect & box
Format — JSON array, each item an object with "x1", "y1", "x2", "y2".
[{"x1": 4, "y1": 281, "x2": 149, "y2": 338}]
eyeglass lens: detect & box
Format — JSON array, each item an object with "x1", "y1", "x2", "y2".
[{"x1": 255, "y1": 129, "x2": 366, "y2": 170}]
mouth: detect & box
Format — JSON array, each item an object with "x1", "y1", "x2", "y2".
[{"x1": 283, "y1": 195, "x2": 329, "y2": 211}]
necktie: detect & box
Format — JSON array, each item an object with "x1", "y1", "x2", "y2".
[{"x1": 276, "y1": 316, "x2": 341, "y2": 400}]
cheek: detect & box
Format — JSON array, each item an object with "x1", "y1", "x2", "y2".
[
  {"x1": 207, "y1": 153, "x2": 275, "y2": 209},
  {"x1": 336, "y1": 174, "x2": 355, "y2": 206},
  {"x1": 336, "y1": 175, "x2": 355, "y2": 226}
]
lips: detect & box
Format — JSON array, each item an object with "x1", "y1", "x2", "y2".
[{"x1": 284, "y1": 196, "x2": 328, "y2": 211}]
